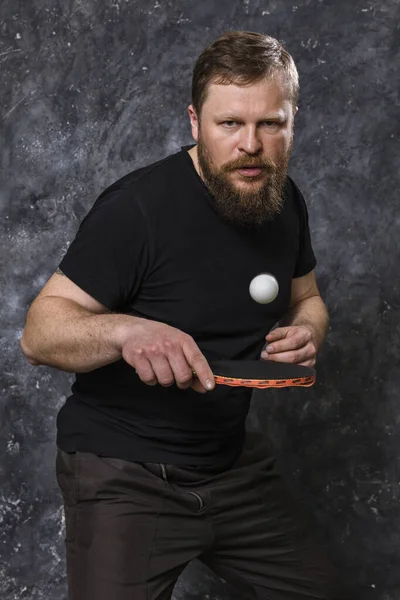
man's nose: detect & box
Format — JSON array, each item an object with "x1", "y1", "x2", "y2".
[{"x1": 238, "y1": 125, "x2": 262, "y2": 155}]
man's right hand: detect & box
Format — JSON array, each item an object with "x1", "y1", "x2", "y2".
[{"x1": 120, "y1": 318, "x2": 215, "y2": 393}]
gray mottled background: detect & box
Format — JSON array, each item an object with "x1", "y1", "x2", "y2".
[{"x1": 1, "y1": 0, "x2": 399, "y2": 598}]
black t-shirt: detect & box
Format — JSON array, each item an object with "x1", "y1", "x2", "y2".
[{"x1": 56, "y1": 146, "x2": 316, "y2": 467}]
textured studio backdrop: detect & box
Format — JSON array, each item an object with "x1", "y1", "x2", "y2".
[{"x1": 1, "y1": 1, "x2": 399, "y2": 599}]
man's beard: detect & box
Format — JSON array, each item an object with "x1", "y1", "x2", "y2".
[{"x1": 197, "y1": 133, "x2": 293, "y2": 228}]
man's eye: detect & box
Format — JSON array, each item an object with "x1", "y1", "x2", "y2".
[
  {"x1": 262, "y1": 121, "x2": 279, "y2": 127},
  {"x1": 222, "y1": 121, "x2": 238, "y2": 127}
]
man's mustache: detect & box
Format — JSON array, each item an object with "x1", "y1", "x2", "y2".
[{"x1": 221, "y1": 157, "x2": 277, "y2": 172}]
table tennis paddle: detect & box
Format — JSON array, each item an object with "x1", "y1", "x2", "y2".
[{"x1": 207, "y1": 360, "x2": 315, "y2": 389}]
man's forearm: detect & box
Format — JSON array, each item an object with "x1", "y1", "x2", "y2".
[
  {"x1": 278, "y1": 295, "x2": 329, "y2": 351},
  {"x1": 21, "y1": 296, "x2": 139, "y2": 373}
]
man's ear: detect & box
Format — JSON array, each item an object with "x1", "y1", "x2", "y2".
[{"x1": 188, "y1": 104, "x2": 199, "y2": 142}]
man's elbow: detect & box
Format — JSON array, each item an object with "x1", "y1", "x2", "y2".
[{"x1": 20, "y1": 333, "x2": 42, "y2": 365}]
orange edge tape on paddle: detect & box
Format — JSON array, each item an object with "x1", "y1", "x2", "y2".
[{"x1": 213, "y1": 375, "x2": 316, "y2": 389}]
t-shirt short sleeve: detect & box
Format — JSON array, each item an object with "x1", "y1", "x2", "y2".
[
  {"x1": 290, "y1": 179, "x2": 317, "y2": 278},
  {"x1": 58, "y1": 189, "x2": 149, "y2": 310}
]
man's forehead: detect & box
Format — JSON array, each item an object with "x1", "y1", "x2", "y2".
[{"x1": 203, "y1": 77, "x2": 291, "y2": 115}]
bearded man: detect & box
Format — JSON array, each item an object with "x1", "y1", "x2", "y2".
[{"x1": 21, "y1": 31, "x2": 351, "y2": 600}]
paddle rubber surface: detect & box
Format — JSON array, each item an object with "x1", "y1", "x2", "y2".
[{"x1": 209, "y1": 360, "x2": 316, "y2": 389}]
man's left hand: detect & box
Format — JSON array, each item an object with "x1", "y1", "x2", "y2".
[{"x1": 260, "y1": 326, "x2": 317, "y2": 367}]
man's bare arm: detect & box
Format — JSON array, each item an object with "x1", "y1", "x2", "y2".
[
  {"x1": 278, "y1": 294, "x2": 329, "y2": 352},
  {"x1": 20, "y1": 272, "x2": 215, "y2": 391},
  {"x1": 21, "y1": 272, "x2": 140, "y2": 372}
]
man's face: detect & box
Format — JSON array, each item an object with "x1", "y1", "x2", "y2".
[{"x1": 188, "y1": 75, "x2": 297, "y2": 227}]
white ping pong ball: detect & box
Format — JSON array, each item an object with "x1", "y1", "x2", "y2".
[{"x1": 249, "y1": 273, "x2": 279, "y2": 304}]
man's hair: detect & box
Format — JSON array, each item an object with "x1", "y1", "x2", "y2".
[{"x1": 191, "y1": 31, "x2": 299, "y2": 117}]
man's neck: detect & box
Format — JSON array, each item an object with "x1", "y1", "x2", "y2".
[{"x1": 187, "y1": 145, "x2": 201, "y2": 178}]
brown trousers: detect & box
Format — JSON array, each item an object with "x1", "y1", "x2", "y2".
[{"x1": 56, "y1": 431, "x2": 351, "y2": 600}]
